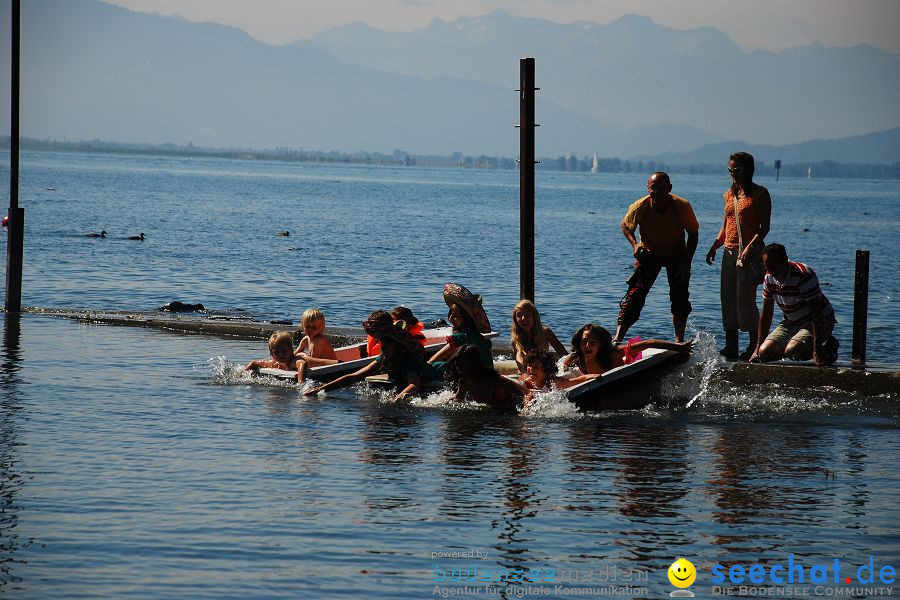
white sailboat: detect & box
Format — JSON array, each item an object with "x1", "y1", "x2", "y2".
[
  {"x1": 808, "y1": 165, "x2": 813, "y2": 178},
  {"x1": 591, "y1": 150, "x2": 599, "y2": 173}
]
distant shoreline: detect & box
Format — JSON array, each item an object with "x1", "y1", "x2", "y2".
[{"x1": 3, "y1": 137, "x2": 899, "y2": 179}]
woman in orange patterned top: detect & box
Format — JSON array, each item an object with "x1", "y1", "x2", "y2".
[{"x1": 705, "y1": 152, "x2": 772, "y2": 360}]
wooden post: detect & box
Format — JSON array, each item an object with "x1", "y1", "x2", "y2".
[
  {"x1": 851, "y1": 250, "x2": 869, "y2": 364},
  {"x1": 5, "y1": 0, "x2": 24, "y2": 313},
  {"x1": 519, "y1": 58, "x2": 536, "y2": 303}
]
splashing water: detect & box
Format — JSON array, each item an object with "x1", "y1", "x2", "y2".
[
  {"x1": 676, "y1": 329, "x2": 721, "y2": 407},
  {"x1": 201, "y1": 356, "x2": 299, "y2": 388},
  {"x1": 520, "y1": 387, "x2": 581, "y2": 419}
]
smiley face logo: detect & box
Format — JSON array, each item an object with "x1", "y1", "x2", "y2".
[{"x1": 668, "y1": 558, "x2": 696, "y2": 588}]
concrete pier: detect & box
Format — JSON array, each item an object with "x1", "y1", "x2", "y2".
[{"x1": 19, "y1": 306, "x2": 900, "y2": 397}]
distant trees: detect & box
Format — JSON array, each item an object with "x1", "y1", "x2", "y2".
[{"x1": 3, "y1": 137, "x2": 898, "y2": 179}]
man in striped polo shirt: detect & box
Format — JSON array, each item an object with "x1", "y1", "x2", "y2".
[{"x1": 750, "y1": 243, "x2": 839, "y2": 366}]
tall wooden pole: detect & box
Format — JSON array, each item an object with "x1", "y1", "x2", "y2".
[
  {"x1": 5, "y1": 0, "x2": 24, "y2": 313},
  {"x1": 851, "y1": 250, "x2": 869, "y2": 364},
  {"x1": 519, "y1": 58, "x2": 536, "y2": 303}
]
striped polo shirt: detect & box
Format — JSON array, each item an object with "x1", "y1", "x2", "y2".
[{"x1": 763, "y1": 261, "x2": 836, "y2": 324}]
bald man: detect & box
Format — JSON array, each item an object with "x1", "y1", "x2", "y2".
[{"x1": 615, "y1": 172, "x2": 699, "y2": 343}]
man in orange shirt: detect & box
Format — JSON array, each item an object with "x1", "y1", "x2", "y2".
[{"x1": 614, "y1": 172, "x2": 699, "y2": 344}]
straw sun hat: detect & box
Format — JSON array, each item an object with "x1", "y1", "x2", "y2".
[{"x1": 442, "y1": 282, "x2": 491, "y2": 333}]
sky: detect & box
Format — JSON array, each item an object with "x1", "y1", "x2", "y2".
[{"x1": 106, "y1": 0, "x2": 900, "y2": 53}]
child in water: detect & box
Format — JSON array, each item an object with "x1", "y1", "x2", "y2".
[
  {"x1": 294, "y1": 308, "x2": 338, "y2": 383},
  {"x1": 391, "y1": 305, "x2": 427, "y2": 345},
  {"x1": 428, "y1": 283, "x2": 493, "y2": 372},
  {"x1": 445, "y1": 345, "x2": 531, "y2": 411},
  {"x1": 510, "y1": 299, "x2": 568, "y2": 372},
  {"x1": 364, "y1": 310, "x2": 392, "y2": 357},
  {"x1": 519, "y1": 350, "x2": 601, "y2": 391},
  {"x1": 305, "y1": 313, "x2": 436, "y2": 402},
  {"x1": 244, "y1": 331, "x2": 300, "y2": 371},
  {"x1": 563, "y1": 324, "x2": 694, "y2": 375}
]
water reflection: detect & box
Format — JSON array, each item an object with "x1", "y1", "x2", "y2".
[
  {"x1": 434, "y1": 413, "x2": 549, "y2": 599},
  {"x1": 491, "y1": 420, "x2": 544, "y2": 565},
  {"x1": 1, "y1": 313, "x2": 25, "y2": 589},
  {"x1": 358, "y1": 403, "x2": 425, "y2": 515},
  {"x1": 705, "y1": 425, "x2": 833, "y2": 558}
]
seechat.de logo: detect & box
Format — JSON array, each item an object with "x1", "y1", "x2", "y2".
[{"x1": 668, "y1": 558, "x2": 697, "y2": 597}]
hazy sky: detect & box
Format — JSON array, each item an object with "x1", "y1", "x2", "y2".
[{"x1": 105, "y1": 0, "x2": 900, "y2": 53}]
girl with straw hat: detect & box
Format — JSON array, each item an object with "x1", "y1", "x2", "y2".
[{"x1": 427, "y1": 283, "x2": 493, "y2": 374}]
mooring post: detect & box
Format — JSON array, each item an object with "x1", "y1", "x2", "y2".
[
  {"x1": 5, "y1": 0, "x2": 24, "y2": 313},
  {"x1": 851, "y1": 250, "x2": 869, "y2": 365},
  {"x1": 519, "y1": 57, "x2": 536, "y2": 302}
]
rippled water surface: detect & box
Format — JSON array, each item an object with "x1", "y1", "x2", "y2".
[
  {"x1": 1, "y1": 314, "x2": 898, "y2": 598},
  {"x1": 1, "y1": 152, "x2": 899, "y2": 598},
  {"x1": 1, "y1": 150, "x2": 898, "y2": 362}
]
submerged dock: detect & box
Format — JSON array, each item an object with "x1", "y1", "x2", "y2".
[{"x1": 21, "y1": 306, "x2": 900, "y2": 398}]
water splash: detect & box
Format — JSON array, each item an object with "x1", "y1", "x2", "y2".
[
  {"x1": 201, "y1": 356, "x2": 298, "y2": 388},
  {"x1": 674, "y1": 329, "x2": 721, "y2": 407},
  {"x1": 520, "y1": 388, "x2": 581, "y2": 419}
]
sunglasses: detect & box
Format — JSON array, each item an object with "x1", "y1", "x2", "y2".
[{"x1": 728, "y1": 167, "x2": 745, "y2": 175}]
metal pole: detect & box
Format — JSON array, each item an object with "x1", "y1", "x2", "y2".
[
  {"x1": 519, "y1": 57, "x2": 535, "y2": 302},
  {"x1": 5, "y1": 0, "x2": 24, "y2": 313},
  {"x1": 851, "y1": 250, "x2": 869, "y2": 364}
]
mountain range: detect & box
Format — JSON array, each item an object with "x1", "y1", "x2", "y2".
[{"x1": 1, "y1": 0, "x2": 898, "y2": 161}]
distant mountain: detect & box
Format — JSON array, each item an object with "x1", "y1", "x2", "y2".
[
  {"x1": 637, "y1": 127, "x2": 900, "y2": 165},
  {"x1": 0, "y1": 1, "x2": 897, "y2": 160},
  {"x1": 305, "y1": 10, "x2": 900, "y2": 147},
  {"x1": 0, "y1": 0, "x2": 721, "y2": 156}
]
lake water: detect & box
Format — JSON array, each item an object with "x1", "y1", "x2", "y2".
[
  {"x1": 1, "y1": 150, "x2": 898, "y2": 363},
  {"x1": 1, "y1": 151, "x2": 899, "y2": 598}
]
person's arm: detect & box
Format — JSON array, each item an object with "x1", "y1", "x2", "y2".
[
  {"x1": 561, "y1": 352, "x2": 576, "y2": 370},
  {"x1": 681, "y1": 203, "x2": 699, "y2": 265},
  {"x1": 750, "y1": 297, "x2": 775, "y2": 362},
  {"x1": 807, "y1": 295, "x2": 829, "y2": 366},
  {"x1": 392, "y1": 371, "x2": 423, "y2": 402},
  {"x1": 553, "y1": 373, "x2": 601, "y2": 390},
  {"x1": 621, "y1": 221, "x2": 640, "y2": 256},
  {"x1": 304, "y1": 359, "x2": 379, "y2": 395},
  {"x1": 244, "y1": 358, "x2": 273, "y2": 371},
  {"x1": 632, "y1": 339, "x2": 695, "y2": 353},
  {"x1": 706, "y1": 214, "x2": 728, "y2": 265},
  {"x1": 500, "y1": 376, "x2": 530, "y2": 398},
  {"x1": 296, "y1": 354, "x2": 339, "y2": 367},
  {"x1": 451, "y1": 380, "x2": 470, "y2": 402},
  {"x1": 521, "y1": 389, "x2": 535, "y2": 410},
  {"x1": 296, "y1": 358, "x2": 309, "y2": 383},
  {"x1": 545, "y1": 326, "x2": 568, "y2": 357},
  {"x1": 427, "y1": 342, "x2": 455, "y2": 364},
  {"x1": 298, "y1": 337, "x2": 339, "y2": 364},
  {"x1": 293, "y1": 336, "x2": 309, "y2": 357},
  {"x1": 685, "y1": 229, "x2": 698, "y2": 263}
]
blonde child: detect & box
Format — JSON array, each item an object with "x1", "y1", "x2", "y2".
[
  {"x1": 510, "y1": 299, "x2": 568, "y2": 372},
  {"x1": 563, "y1": 324, "x2": 694, "y2": 376},
  {"x1": 244, "y1": 331, "x2": 299, "y2": 371},
  {"x1": 294, "y1": 308, "x2": 338, "y2": 382}
]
